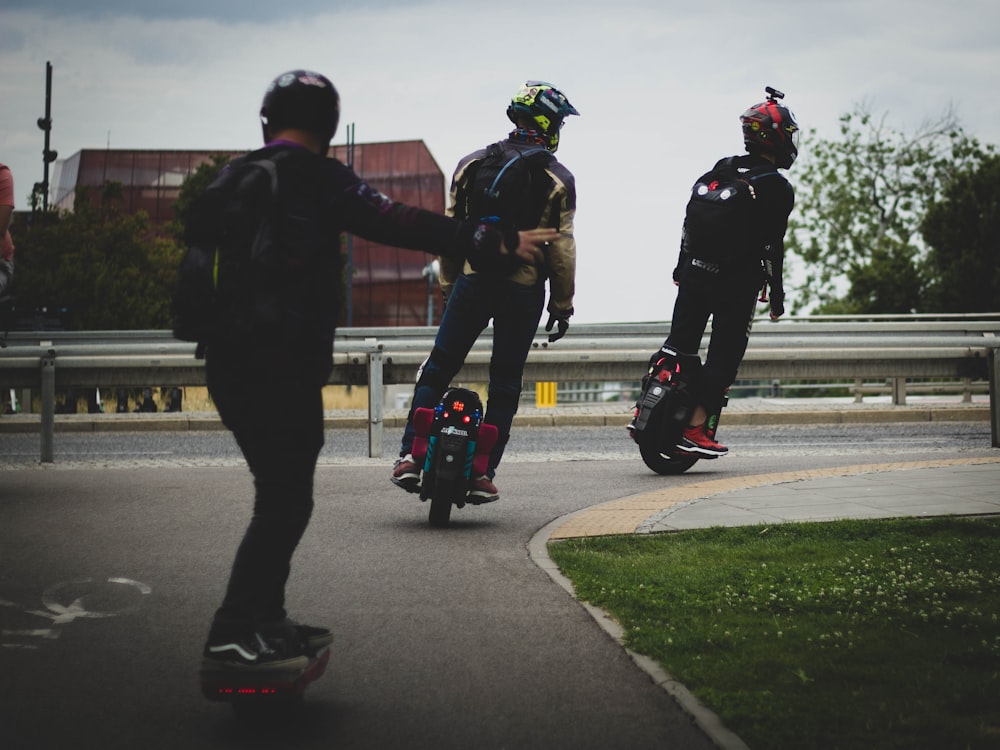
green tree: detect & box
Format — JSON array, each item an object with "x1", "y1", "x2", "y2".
[
  {"x1": 13, "y1": 182, "x2": 183, "y2": 329},
  {"x1": 921, "y1": 152, "x2": 1000, "y2": 312},
  {"x1": 786, "y1": 105, "x2": 991, "y2": 314},
  {"x1": 167, "y1": 153, "x2": 232, "y2": 241}
]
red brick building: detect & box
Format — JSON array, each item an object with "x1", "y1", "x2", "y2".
[{"x1": 50, "y1": 141, "x2": 446, "y2": 326}]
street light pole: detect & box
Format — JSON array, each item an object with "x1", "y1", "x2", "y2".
[{"x1": 35, "y1": 61, "x2": 58, "y2": 213}]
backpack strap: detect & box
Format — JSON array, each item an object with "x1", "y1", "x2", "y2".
[{"x1": 485, "y1": 147, "x2": 551, "y2": 199}]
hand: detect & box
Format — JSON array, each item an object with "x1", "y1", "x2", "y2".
[
  {"x1": 511, "y1": 228, "x2": 558, "y2": 265},
  {"x1": 769, "y1": 292, "x2": 785, "y2": 321},
  {"x1": 545, "y1": 312, "x2": 570, "y2": 342}
]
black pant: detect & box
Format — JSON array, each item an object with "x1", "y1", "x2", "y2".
[
  {"x1": 665, "y1": 262, "x2": 762, "y2": 418},
  {"x1": 205, "y1": 352, "x2": 327, "y2": 639}
]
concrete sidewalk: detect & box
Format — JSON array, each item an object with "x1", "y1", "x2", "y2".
[{"x1": 545, "y1": 457, "x2": 1000, "y2": 540}]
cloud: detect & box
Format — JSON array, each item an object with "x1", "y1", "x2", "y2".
[
  {"x1": 2, "y1": 0, "x2": 1000, "y2": 324},
  {"x1": 0, "y1": 0, "x2": 409, "y2": 23}
]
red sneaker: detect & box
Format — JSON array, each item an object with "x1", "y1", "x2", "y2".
[
  {"x1": 676, "y1": 425, "x2": 728, "y2": 458},
  {"x1": 468, "y1": 475, "x2": 500, "y2": 503},
  {"x1": 391, "y1": 455, "x2": 421, "y2": 493}
]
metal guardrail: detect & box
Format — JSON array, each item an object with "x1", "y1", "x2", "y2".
[{"x1": 2, "y1": 317, "x2": 999, "y2": 460}]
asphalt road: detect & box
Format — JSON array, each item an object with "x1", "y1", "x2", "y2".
[{"x1": 0, "y1": 421, "x2": 995, "y2": 750}]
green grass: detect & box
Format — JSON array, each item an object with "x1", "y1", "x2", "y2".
[{"x1": 548, "y1": 518, "x2": 1000, "y2": 750}]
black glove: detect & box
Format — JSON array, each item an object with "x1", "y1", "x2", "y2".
[
  {"x1": 466, "y1": 225, "x2": 521, "y2": 276},
  {"x1": 545, "y1": 312, "x2": 570, "y2": 343},
  {"x1": 769, "y1": 289, "x2": 785, "y2": 318}
]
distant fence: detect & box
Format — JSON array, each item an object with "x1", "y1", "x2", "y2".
[{"x1": 2, "y1": 314, "x2": 999, "y2": 460}]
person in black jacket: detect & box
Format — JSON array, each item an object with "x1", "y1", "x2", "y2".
[
  {"x1": 635, "y1": 87, "x2": 797, "y2": 458},
  {"x1": 194, "y1": 70, "x2": 557, "y2": 674}
]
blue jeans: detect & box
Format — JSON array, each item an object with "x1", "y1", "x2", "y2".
[{"x1": 399, "y1": 272, "x2": 546, "y2": 478}]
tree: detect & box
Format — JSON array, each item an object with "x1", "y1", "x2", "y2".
[
  {"x1": 12, "y1": 182, "x2": 183, "y2": 329},
  {"x1": 168, "y1": 153, "x2": 232, "y2": 242},
  {"x1": 921, "y1": 152, "x2": 1000, "y2": 312},
  {"x1": 785, "y1": 104, "x2": 992, "y2": 314}
]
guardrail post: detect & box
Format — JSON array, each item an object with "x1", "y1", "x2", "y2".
[
  {"x1": 40, "y1": 353, "x2": 55, "y2": 463},
  {"x1": 989, "y1": 347, "x2": 999, "y2": 449},
  {"x1": 367, "y1": 345, "x2": 384, "y2": 458},
  {"x1": 891, "y1": 377, "x2": 906, "y2": 406}
]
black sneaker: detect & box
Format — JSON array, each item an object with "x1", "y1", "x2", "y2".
[
  {"x1": 260, "y1": 618, "x2": 333, "y2": 656},
  {"x1": 391, "y1": 454, "x2": 421, "y2": 493},
  {"x1": 201, "y1": 632, "x2": 309, "y2": 672}
]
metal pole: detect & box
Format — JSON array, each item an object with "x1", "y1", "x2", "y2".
[
  {"x1": 367, "y1": 345, "x2": 384, "y2": 458},
  {"x1": 36, "y1": 61, "x2": 57, "y2": 213},
  {"x1": 989, "y1": 347, "x2": 999, "y2": 449},
  {"x1": 345, "y1": 123, "x2": 355, "y2": 326},
  {"x1": 40, "y1": 353, "x2": 55, "y2": 462}
]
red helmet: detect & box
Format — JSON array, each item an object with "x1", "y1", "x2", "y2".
[{"x1": 740, "y1": 86, "x2": 800, "y2": 169}]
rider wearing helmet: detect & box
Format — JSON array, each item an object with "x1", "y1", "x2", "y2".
[
  {"x1": 392, "y1": 80, "x2": 579, "y2": 502},
  {"x1": 638, "y1": 87, "x2": 797, "y2": 458},
  {"x1": 197, "y1": 70, "x2": 556, "y2": 675}
]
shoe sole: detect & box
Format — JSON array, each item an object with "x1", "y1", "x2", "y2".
[
  {"x1": 390, "y1": 475, "x2": 422, "y2": 494},
  {"x1": 199, "y1": 653, "x2": 310, "y2": 675},
  {"x1": 675, "y1": 443, "x2": 727, "y2": 458},
  {"x1": 466, "y1": 493, "x2": 499, "y2": 505}
]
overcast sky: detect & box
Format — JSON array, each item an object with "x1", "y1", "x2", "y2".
[{"x1": 3, "y1": 0, "x2": 998, "y2": 324}]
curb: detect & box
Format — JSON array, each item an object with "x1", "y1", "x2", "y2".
[
  {"x1": 0, "y1": 406, "x2": 990, "y2": 433},
  {"x1": 528, "y1": 519, "x2": 752, "y2": 750}
]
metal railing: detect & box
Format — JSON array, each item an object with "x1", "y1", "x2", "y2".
[{"x1": 2, "y1": 315, "x2": 999, "y2": 460}]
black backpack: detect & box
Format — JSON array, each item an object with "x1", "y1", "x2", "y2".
[
  {"x1": 681, "y1": 157, "x2": 777, "y2": 264},
  {"x1": 459, "y1": 142, "x2": 553, "y2": 231},
  {"x1": 171, "y1": 153, "x2": 287, "y2": 355}
]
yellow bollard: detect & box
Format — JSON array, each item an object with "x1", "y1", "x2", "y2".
[{"x1": 535, "y1": 382, "x2": 557, "y2": 408}]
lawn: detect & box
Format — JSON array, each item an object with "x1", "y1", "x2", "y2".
[{"x1": 548, "y1": 517, "x2": 1000, "y2": 750}]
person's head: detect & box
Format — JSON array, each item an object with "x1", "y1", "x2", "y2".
[
  {"x1": 506, "y1": 81, "x2": 579, "y2": 153},
  {"x1": 740, "y1": 86, "x2": 800, "y2": 169},
  {"x1": 260, "y1": 70, "x2": 341, "y2": 154}
]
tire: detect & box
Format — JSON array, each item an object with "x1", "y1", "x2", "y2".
[
  {"x1": 428, "y1": 477, "x2": 462, "y2": 527},
  {"x1": 639, "y1": 442, "x2": 699, "y2": 475}
]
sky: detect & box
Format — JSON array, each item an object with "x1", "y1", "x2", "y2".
[{"x1": 2, "y1": 0, "x2": 999, "y2": 324}]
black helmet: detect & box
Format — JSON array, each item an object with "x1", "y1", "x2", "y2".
[
  {"x1": 506, "y1": 80, "x2": 579, "y2": 153},
  {"x1": 740, "y1": 86, "x2": 800, "y2": 169},
  {"x1": 260, "y1": 70, "x2": 340, "y2": 145}
]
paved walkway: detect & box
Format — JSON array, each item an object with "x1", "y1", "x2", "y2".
[{"x1": 547, "y1": 457, "x2": 1000, "y2": 539}]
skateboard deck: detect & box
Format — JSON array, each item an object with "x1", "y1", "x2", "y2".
[{"x1": 200, "y1": 646, "x2": 330, "y2": 704}]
